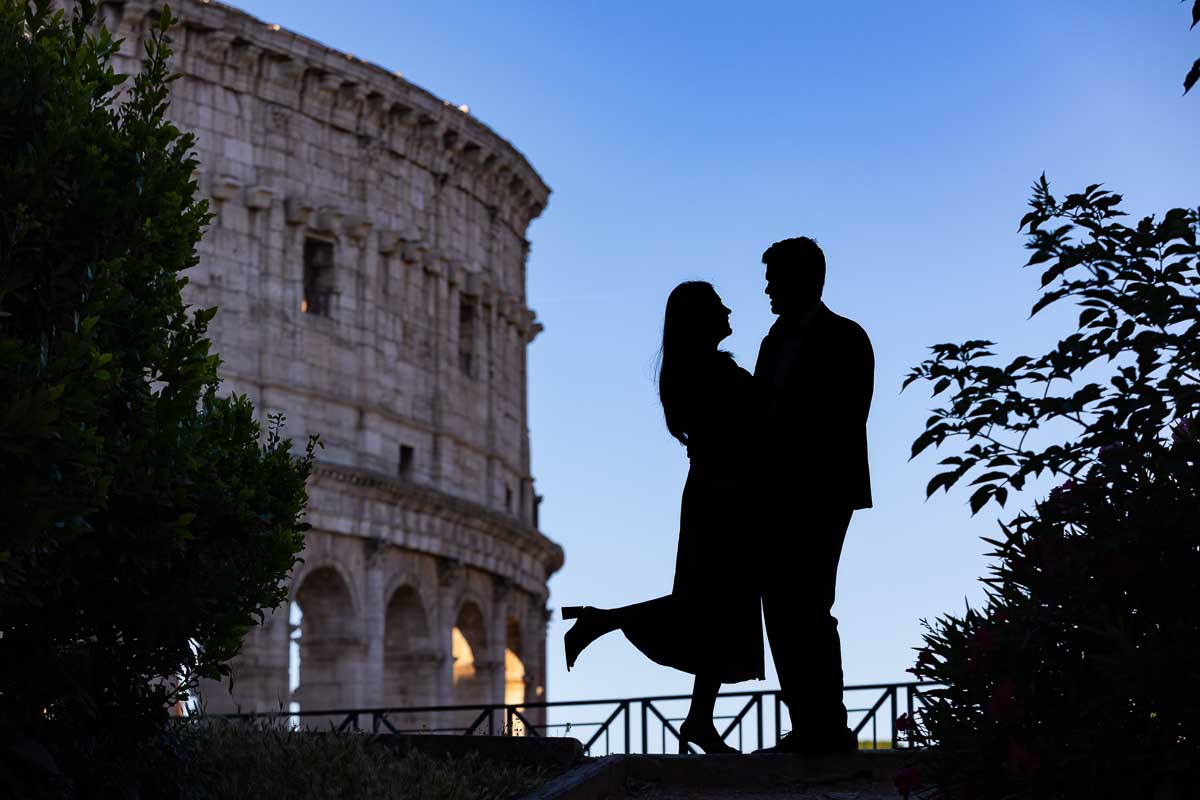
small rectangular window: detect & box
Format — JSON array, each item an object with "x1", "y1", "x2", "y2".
[
  {"x1": 398, "y1": 445, "x2": 414, "y2": 478},
  {"x1": 459, "y1": 299, "x2": 477, "y2": 377},
  {"x1": 505, "y1": 486, "x2": 513, "y2": 513},
  {"x1": 302, "y1": 238, "x2": 336, "y2": 317}
]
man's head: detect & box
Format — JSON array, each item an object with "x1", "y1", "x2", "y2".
[{"x1": 761, "y1": 236, "x2": 825, "y2": 317}]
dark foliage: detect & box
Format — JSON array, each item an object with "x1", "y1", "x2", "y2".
[
  {"x1": 173, "y1": 719, "x2": 555, "y2": 800},
  {"x1": 0, "y1": 2, "x2": 315, "y2": 795},
  {"x1": 1186, "y1": 0, "x2": 1200, "y2": 94},
  {"x1": 905, "y1": 178, "x2": 1199, "y2": 515},
  {"x1": 903, "y1": 181, "x2": 1200, "y2": 798}
]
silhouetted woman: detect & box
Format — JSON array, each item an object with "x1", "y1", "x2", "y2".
[{"x1": 562, "y1": 281, "x2": 764, "y2": 754}]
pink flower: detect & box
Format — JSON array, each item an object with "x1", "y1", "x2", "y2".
[
  {"x1": 986, "y1": 679, "x2": 1019, "y2": 723},
  {"x1": 1046, "y1": 479, "x2": 1084, "y2": 517},
  {"x1": 907, "y1": 647, "x2": 937, "y2": 677},
  {"x1": 967, "y1": 627, "x2": 996, "y2": 660},
  {"x1": 1004, "y1": 741, "x2": 1040, "y2": 775},
  {"x1": 894, "y1": 765, "x2": 922, "y2": 799},
  {"x1": 1027, "y1": 536, "x2": 1066, "y2": 577}
]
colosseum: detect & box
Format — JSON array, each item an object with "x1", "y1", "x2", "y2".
[{"x1": 92, "y1": 0, "x2": 564, "y2": 729}]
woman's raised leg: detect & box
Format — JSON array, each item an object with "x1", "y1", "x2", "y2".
[{"x1": 563, "y1": 607, "x2": 620, "y2": 671}]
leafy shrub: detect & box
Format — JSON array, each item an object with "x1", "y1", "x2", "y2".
[
  {"x1": 903, "y1": 180, "x2": 1200, "y2": 799},
  {"x1": 172, "y1": 720, "x2": 553, "y2": 800},
  {"x1": 0, "y1": 2, "x2": 315, "y2": 795},
  {"x1": 1185, "y1": 0, "x2": 1200, "y2": 94}
]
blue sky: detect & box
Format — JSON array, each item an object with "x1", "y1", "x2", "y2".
[{"x1": 229, "y1": 0, "x2": 1200, "y2": 713}]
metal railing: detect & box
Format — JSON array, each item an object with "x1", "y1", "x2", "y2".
[{"x1": 218, "y1": 680, "x2": 942, "y2": 755}]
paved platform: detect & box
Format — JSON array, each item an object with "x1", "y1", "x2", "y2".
[{"x1": 522, "y1": 750, "x2": 923, "y2": 800}]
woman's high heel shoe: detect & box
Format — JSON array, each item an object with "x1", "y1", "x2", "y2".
[
  {"x1": 678, "y1": 719, "x2": 739, "y2": 755},
  {"x1": 563, "y1": 606, "x2": 607, "y2": 671}
]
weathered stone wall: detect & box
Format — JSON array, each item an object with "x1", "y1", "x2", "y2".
[{"x1": 84, "y1": 0, "x2": 562, "y2": 723}]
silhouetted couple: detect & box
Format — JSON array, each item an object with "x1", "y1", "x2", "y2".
[{"x1": 563, "y1": 237, "x2": 874, "y2": 755}]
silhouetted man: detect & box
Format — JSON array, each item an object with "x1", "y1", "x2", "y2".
[{"x1": 752, "y1": 237, "x2": 873, "y2": 754}]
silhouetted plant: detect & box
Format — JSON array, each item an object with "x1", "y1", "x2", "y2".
[
  {"x1": 903, "y1": 180, "x2": 1200, "y2": 798},
  {"x1": 173, "y1": 719, "x2": 553, "y2": 800},
  {"x1": 1186, "y1": 0, "x2": 1200, "y2": 94},
  {"x1": 0, "y1": 2, "x2": 315, "y2": 795}
]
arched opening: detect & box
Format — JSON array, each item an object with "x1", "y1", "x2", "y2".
[
  {"x1": 290, "y1": 566, "x2": 359, "y2": 726},
  {"x1": 451, "y1": 602, "x2": 490, "y2": 729},
  {"x1": 383, "y1": 585, "x2": 436, "y2": 731},
  {"x1": 504, "y1": 617, "x2": 527, "y2": 735}
]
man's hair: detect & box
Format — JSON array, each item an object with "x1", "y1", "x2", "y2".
[{"x1": 761, "y1": 236, "x2": 826, "y2": 294}]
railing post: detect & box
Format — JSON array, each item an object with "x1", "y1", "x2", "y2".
[
  {"x1": 905, "y1": 685, "x2": 915, "y2": 748},
  {"x1": 889, "y1": 686, "x2": 898, "y2": 748},
  {"x1": 623, "y1": 701, "x2": 630, "y2": 754},
  {"x1": 774, "y1": 693, "x2": 783, "y2": 744},
  {"x1": 506, "y1": 706, "x2": 515, "y2": 736},
  {"x1": 641, "y1": 701, "x2": 648, "y2": 754},
  {"x1": 488, "y1": 706, "x2": 495, "y2": 736},
  {"x1": 755, "y1": 693, "x2": 763, "y2": 752}
]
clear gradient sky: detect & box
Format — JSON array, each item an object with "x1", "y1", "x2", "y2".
[{"x1": 226, "y1": 0, "x2": 1200, "y2": 709}]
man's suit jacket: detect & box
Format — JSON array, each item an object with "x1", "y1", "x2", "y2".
[{"x1": 753, "y1": 302, "x2": 874, "y2": 510}]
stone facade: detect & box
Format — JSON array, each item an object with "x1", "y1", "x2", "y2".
[{"x1": 87, "y1": 0, "x2": 563, "y2": 726}]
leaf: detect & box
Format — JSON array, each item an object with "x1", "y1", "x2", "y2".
[
  {"x1": 1187, "y1": 57, "x2": 1200, "y2": 95},
  {"x1": 1193, "y1": 0, "x2": 1200, "y2": 29},
  {"x1": 911, "y1": 430, "x2": 938, "y2": 460},
  {"x1": 968, "y1": 485, "x2": 992, "y2": 515},
  {"x1": 1026, "y1": 249, "x2": 1053, "y2": 267},
  {"x1": 969, "y1": 470, "x2": 1010, "y2": 486},
  {"x1": 1030, "y1": 288, "x2": 1065, "y2": 317},
  {"x1": 926, "y1": 471, "x2": 958, "y2": 498}
]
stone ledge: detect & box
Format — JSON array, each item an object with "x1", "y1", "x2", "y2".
[{"x1": 310, "y1": 461, "x2": 565, "y2": 584}]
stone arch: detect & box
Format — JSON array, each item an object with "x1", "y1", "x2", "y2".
[
  {"x1": 291, "y1": 559, "x2": 361, "y2": 615},
  {"x1": 504, "y1": 615, "x2": 527, "y2": 734},
  {"x1": 383, "y1": 583, "x2": 438, "y2": 728},
  {"x1": 450, "y1": 600, "x2": 491, "y2": 716},
  {"x1": 382, "y1": 570, "x2": 437, "y2": 628},
  {"x1": 290, "y1": 564, "x2": 362, "y2": 720}
]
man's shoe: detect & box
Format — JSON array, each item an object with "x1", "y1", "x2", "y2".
[
  {"x1": 753, "y1": 731, "x2": 800, "y2": 754},
  {"x1": 753, "y1": 727, "x2": 858, "y2": 755}
]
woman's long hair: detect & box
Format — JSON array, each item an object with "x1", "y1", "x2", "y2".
[{"x1": 657, "y1": 281, "x2": 722, "y2": 445}]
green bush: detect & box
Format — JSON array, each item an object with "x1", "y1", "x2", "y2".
[
  {"x1": 0, "y1": 2, "x2": 315, "y2": 795},
  {"x1": 172, "y1": 720, "x2": 553, "y2": 800},
  {"x1": 904, "y1": 181, "x2": 1200, "y2": 798}
]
